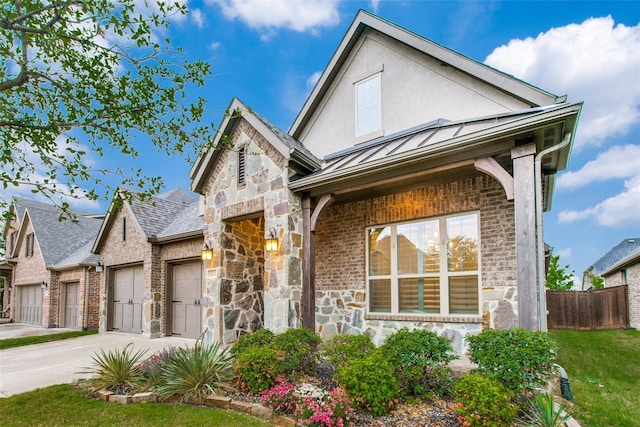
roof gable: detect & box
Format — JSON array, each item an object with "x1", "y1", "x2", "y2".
[
  {"x1": 10, "y1": 198, "x2": 102, "y2": 267},
  {"x1": 290, "y1": 10, "x2": 560, "y2": 156},
  {"x1": 190, "y1": 97, "x2": 321, "y2": 194}
]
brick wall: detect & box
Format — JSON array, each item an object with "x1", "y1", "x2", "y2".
[
  {"x1": 604, "y1": 262, "x2": 640, "y2": 329},
  {"x1": 313, "y1": 174, "x2": 517, "y2": 351}
]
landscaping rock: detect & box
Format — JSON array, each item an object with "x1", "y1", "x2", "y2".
[
  {"x1": 109, "y1": 394, "x2": 132, "y2": 404},
  {"x1": 272, "y1": 415, "x2": 296, "y2": 427},
  {"x1": 95, "y1": 390, "x2": 114, "y2": 401},
  {"x1": 229, "y1": 400, "x2": 254, "y2": 413},
  {"x1": 205, "y1": 395, "x2": 231, "y2": 409},
  {"x1": 132, "y1": 392, "x2": 157, "y2": 403},
  {"x1": 251, "y1": 403, "x2": 272, "y2": 419}
]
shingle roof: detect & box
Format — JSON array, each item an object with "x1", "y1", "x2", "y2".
[
  {"x1": 12, "y1": 198, "x2": 102, "y2": 267},
  {"x1": 589, "y1": 238, "x2": 640, "y2": 275},
  {"x1": 126, "y1": 189, "x2": 202, "y2": 239}
]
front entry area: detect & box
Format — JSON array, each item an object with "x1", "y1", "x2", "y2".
[
  {"x1": 170, "y1": 261, "x2": 202, "y2": 338},
  {"x1": 63, "y1": 282, "x2": 80, "y2": 329},
  {"x1": 111, "y1": 266, "x2": 144, "y2": 333},
  {"x1": 18, "y1": 284, "x2": 42, "y2": 325}
]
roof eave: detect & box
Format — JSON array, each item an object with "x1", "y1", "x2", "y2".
[
  {"x1": 290, "y1": 103, "x2": 581, "y2": 195},
  {"x1": 148, "y1": 229, "x2": 204, "y2": 244}
]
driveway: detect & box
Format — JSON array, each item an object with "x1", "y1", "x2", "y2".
[{"x1": 0, "y1": 323, "x2": 194, "y2": 397}]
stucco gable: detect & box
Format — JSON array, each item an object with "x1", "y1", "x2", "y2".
[{"x1": 290, "y1": 10, "x2": 564, "y2": 158}]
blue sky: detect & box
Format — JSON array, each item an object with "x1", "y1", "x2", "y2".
[{"x1": 8, "y1": 1, "x2": 640, "y2": 281}]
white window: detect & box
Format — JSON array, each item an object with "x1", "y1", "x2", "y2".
[
  {"x1": 355, "y1": 73, "x2": 381, "y2": 137},
  {"x1": 367, "y1": 213, "x2": 480, "y2": 316}
]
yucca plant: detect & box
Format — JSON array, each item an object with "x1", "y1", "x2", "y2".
[
  {"x1": 519, "y1": 392, "x2": 572, "y2": 427},
  {"x1": 155, "y1": 337, "x2": 234, "y2": 404},
  {"x1": 83, "y1": 343, "x2": 148, "y2": 395}
]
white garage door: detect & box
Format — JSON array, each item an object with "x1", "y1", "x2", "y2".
[
  {"x1": 112, "y1": 266, "x2": 144, "y2": 333},
  {"x1": 171, "y1": 262, "x2": 202, "y2": 338},
  {"x1": 18, "y1": 285, "x2": 42, "y2": 325}
]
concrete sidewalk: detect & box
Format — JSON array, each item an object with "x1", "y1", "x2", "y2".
[{"x1": 0, "y1": 324, "x2": 194, "y2": 397}]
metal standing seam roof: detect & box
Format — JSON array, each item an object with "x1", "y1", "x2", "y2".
[{"x1": 318, "y1": 105, "x2": 561, "y2": 177}]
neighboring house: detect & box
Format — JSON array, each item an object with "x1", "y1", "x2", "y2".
[
  {"x1": 91, "y1": 188, "x2": 205, "y2": 338},
  {"x1": 583, "y1": 238, "x2": 640, "y2": 329},
  {"x1": 1, "y1": 197, "x2": 103, "y2": 329},
  {"x1": 189, "y1": 11, "x2": 582, "y2": 354}
]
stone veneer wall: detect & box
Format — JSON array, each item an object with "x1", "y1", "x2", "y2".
[
  {"x1": 202, "y1": 118, "x2": 304, "y2": 345},
  {"x1": 313, "y1": 174, "x2": 516, "y2": 355},
  {"x1": 218, "y1": 219, "x2": 265, "y2": 343}
]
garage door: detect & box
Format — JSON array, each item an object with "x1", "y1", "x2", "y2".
[
  {"x1": 171, "y1": 262, "x2": 202, "y2": 338},
  {"x1": 112, "y1": 266, "x2": 144, "y2": 333},
  {"x1": 64, "y1": 282, "x2": 80, "y2": 329},
  {"x1": 18, "y1": 285, "x2": 42, "y2": 325}
]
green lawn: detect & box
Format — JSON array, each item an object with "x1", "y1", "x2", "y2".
[
  {"x1": 0, "y1": 330, "x2": 97, "y2": 350},
  {"x1": 0, "y1": 384, "x2": 270, "y2": 427},
  {"x1": 552, "y1": 329, "x2": 640, "y2": 427}
]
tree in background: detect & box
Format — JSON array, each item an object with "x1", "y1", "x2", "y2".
[
  {"x1": 585, "y1": 272, "x2": 605, "y2": 290},
  {"x1": 1, "y1": 1, "x2": 217, "y2": 219},
  {"x1": 546, "y1": 255, "x2": 575, "y2": 291}
]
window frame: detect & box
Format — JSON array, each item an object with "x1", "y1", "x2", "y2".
[
  {"x1": 365, "y1": 212, "x2": 481, "y2": 318},
  {"x1": 354, "y1": 72, "x2": 382, "y2": 138},
  {"x1": 25, "y1": 232, "x2": 35, "y2": 257}
]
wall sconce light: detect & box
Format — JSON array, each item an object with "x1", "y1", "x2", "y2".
[
  {"x1": 96, "y1": 261, "x2": 103, "y2": 273},
  {"x1": 201, "y1": 243, "x2": 214, "y2": 261},
  {"x1": 265, "y1": 228, "x2": 279, "y2": 253},
  {"x1": 40, "y1": 281, "x2": 48, "y2": 289}
]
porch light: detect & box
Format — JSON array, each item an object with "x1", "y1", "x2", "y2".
[
  {"x1": 96, "y1": 261, "x2": 103, "y2": 273},
  {"x1": 201, "y1": 243, "x2": 214, "y2": 261},
  {"x1": 40, "y1": 281, "x2": 47, "y2": 289},
  {"x1": 265, "y1": 228, "x2": 279, "y2": 253}
]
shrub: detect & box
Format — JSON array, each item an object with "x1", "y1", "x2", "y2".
[
  {"x1": 234, "y1": 345, "x2": 283, "y2": 393},
  {"x1": 518, "y1": 392, "x2": 572, "y2": 427},
  {"x1": 466, "y1": 328, "x2": 557, "y2": 393},
  {"x1": 454, "y1": 373, "x2": 518, "y2": 427},
  {"x1": 272, "y1": 328, "x2": 322, "y2": 376},
  {"x1": 155, "y1": 338, "x2": 233, "y2": 404},
  {"x1": 378, "y1": 328, "x2": 456, "y2": 398},
  {"x1": 230, "y1": 328, "x2": 275, "y2": 357},
  {"x1": 83, "y1": 343, "x2": 147, "y2": 394},
  {"x1": 322, "y1": 333, "x2": 375, "y2": 368},
  {"x1": 336, "y1": 351, "x2": 399, "y2": 416},
  {"x1": 261, "y1": 381, "x2": 354, "y2": 427},
  {"x1": 138, "y1": 346, "x2": 179, "y2": 389}
]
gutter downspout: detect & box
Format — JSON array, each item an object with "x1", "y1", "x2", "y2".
[{"x1": 535, "y1": 132, "x2": 572, "y2": 331}]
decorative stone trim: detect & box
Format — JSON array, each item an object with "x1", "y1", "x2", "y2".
[{"x1": 364, "y1": 314, "x2": 483, "y2": 323}]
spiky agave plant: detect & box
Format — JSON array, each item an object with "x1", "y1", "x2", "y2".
[
  {"x1": 83, "y1": 343, "x2": 148, "y2": 394},
  {"x1": 519, "y1": 393, "x2": 573, "y2": 427},
  {"x1": 155, "y1": 336, "x2": 234, "y2": 404}
]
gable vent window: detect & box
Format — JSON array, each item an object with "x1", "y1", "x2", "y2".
[
  {"x1": 10, "y1": 230, "x2": 17, "y2": 255},
  {"x1": 122, "y1": 217, "x2": 127, "y2": 242},
  {"x1": 355, "y1": 73, "x2": 381, "y2": 137},
  {"x1": 238, "y1": 146, "x2": 246, "y2": 186},
  {"x1": 25, "y1": 232, "x2": 35, "y2": 257}
]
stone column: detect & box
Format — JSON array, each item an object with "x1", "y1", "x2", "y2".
[{"x1": 511, "y1": 144, "x2": 538, "y2": 330}]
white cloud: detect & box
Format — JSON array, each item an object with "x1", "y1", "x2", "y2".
[
  {"x1": 485, "y1": 16, "x2": 640, "y2": 149},
  {"x1": 370, "y1": 0, "x2": 381, "y2": 13},
  {"x1": 209, "y1": 41, "x2": 221, "y2": 50},
  {"x1": 206, "y1": 0, "x2": 340, "y2": 32},
  {"x1": 190, "y1": 8, "x2": 206, "y2": 28},
  {"x1": 306, "y1": 71, "x2": 322, "y2": 89},
  {"x1": 557, "y1": 145, "x2": 640, "y2": 189},
  {"x1": 556, "y1": 248, "x2": 573, "y2": 259},
  {"x1": 558, "y1": 174, "x2": 640, "y2": 227}
]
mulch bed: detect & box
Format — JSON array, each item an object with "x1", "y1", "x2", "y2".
[{"x1": 226, "y1": 361, "x2": 459, "y2": 427}]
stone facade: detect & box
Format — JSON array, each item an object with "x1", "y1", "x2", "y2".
[
  {"x1": 313, "y1": 174, "x2": 516, "y2": 355},
  {"x1": 202, "y1": 118, "x2": 304, "y2": 345}
]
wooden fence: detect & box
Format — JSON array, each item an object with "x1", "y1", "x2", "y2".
[{"x1": 547, "y1": 285, "x2": 629, "y2": 330}]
